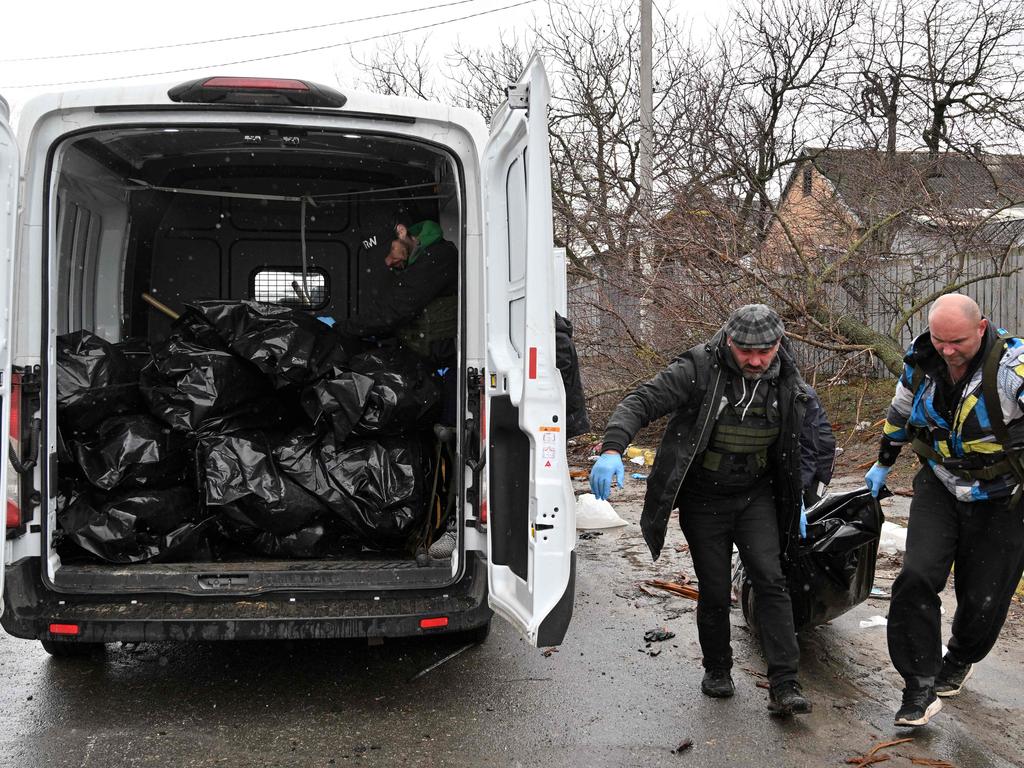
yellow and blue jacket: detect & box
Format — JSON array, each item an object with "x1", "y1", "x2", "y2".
[{"x1": 879, "y1": 324, "x2": 1024, "y2": 502}]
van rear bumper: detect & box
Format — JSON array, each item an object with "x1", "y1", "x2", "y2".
[{"x1": 2, "y1": 554, "x2": 492, "y2": 643}]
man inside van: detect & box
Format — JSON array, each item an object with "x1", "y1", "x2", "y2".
[
  {"x1": 337, "y1": 209, "x2": 458, "y2": 421},
  {"x1": 589, "y1": 304, "x2": 812, "y2": 716}
]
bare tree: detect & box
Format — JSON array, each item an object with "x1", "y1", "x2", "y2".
[
  {"x1": 353, "y1": 36, "x2": 436, "y2": 100},
  {"x1": 851, "y1": 0, "x2": 1024, "y2": 156}
]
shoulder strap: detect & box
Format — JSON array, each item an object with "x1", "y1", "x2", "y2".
[{"x1": 981, "y1": 328, "x2": 1015, "y2": 446}]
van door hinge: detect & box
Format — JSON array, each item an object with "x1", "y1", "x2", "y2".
[{"x1": 505, "y1": 84, "x2": 529, "y2": 111}]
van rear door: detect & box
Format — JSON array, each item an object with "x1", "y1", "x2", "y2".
[
  {"x1": 0, "y1": 101, "x2": 19, "y2": 613},
  {"x1": 482, "y1": 54, "x2": 575, "y2": 647}
]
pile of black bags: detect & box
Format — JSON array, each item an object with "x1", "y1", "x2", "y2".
[{"x1": 56, "y1": 301, "x2": 441, "y2": 564}]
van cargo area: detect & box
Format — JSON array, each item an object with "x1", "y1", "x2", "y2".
[{"x1": 45, "y1": 124, "x2": 466, "y2": 597}]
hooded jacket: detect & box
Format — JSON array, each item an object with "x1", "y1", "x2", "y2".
[
  {"x1": 601, "y1": 328, "x2": 811, "y2": 560},
  {"x1": 337, "y1": 221, "x2": 457, "y2": 340}
]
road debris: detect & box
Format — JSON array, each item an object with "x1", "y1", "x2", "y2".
[
  {"x1": 645, "y1": 579, "x2": 700, "y2": 600},
  {"x1": 671, "y1": 739, "x2": 693, "y2": 755},
  {"x1": 542, "y1": 647, "x2": 559, "y2": 658},
  {"x1": 869, "y1": 586, "x2": 890, "y2": 599},
  {"x1": 858, "y1": 615, "x2": 889, "y2": 628},
  {"x1": 644, "y1": 627, "x2": 676, "y2": 643},
  {"x1": 578, "y1": 530, "x2": 604, "y2": 540},
  {"x1": 569, "y1": 469, "x2": 590, "y2": 479},
  {"x1": 408, "y1": 643, "x2": 474, "y2": 682},
  {"x1": 845, "y1": 738, "x2": 914, "y2": 767}
]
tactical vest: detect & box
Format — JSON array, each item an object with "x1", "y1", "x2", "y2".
[
  {"x1": 690, "y1": 382, "x2": 781, "y2": 492},
  {"x1": 907, "y1": 328, "x2": 1024, "y2": 503},
  {"x1": 398, "y1": 293, "x2": 458, "y2": 358}
]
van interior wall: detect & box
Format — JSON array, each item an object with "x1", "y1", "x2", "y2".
[{"x1": 127, "y1": 178, "x2": 433, "y2": 340}]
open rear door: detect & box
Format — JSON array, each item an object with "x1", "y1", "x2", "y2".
[
  {"x1": 482, "y1": 54, "x2": 576, "y2": 646},
  {"x1": 0, "y1": 99, "x2": 18, "y2": 614}
]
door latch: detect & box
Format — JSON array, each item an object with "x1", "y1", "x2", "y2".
[{"x1": 505, "y1": 84, "x2": 529, "y2": 110}]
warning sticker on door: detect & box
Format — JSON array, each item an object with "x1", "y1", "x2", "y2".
[{"x1": 539, "y1": 426, "x2": 559, "y2": 469}]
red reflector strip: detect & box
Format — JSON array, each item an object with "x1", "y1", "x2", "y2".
[
  {"x1": 6, "y1": 500, "x2": 19, "y2": 528},
  {"x1": 49, "y1": 623, "x2": 80, "y2": 636},
  {"x1": 202, "y1": 77, "x2": 309, "y2": 91},
  {"x1": 419, "y1": 617, "x2": 449, "y2": 629},
  {"x1": 10, "y1": 372, "x2": 20, "y2": 438},
  {"x1": 528, "y1": 347, "x2": 538, "y2": 379}
]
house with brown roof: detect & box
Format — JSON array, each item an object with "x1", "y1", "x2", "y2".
[{"x1": 766, "y1": 147, "x2": 1024, "y2": 345}]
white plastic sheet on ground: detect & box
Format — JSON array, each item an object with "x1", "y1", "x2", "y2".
[
  {"x1": 575, "y1": 493, "x2": 628, "y2": 529},
  {"x1": 878, "y1": 521, "x2": 908, "y2": 554}
]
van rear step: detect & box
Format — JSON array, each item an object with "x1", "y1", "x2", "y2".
[
  {"x1": 52, "y1": 557, "x2": 456, "y2": 596},
  {"x1": 3, "y1": 555, "x2": 490, "y2": 642}
]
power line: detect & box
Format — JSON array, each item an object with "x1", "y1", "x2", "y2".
[
  {"x1": 2, "y1": 0, "x2": 535, "y2": 89},
  {"x1": 0, "y1": 0, "x2": 484, "y2": 63}
]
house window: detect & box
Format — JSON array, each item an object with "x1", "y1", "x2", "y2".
[
  {"x1": 802, "y1": 164, "x2": 813, "y2": 196},
  {"x1": 251, "y1": 267, "x2": 329, "y2": 309}
]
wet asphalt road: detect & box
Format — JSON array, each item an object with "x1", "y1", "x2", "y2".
[{"x1": 1, "y1": 476, "x2": 1022, "y2": 768}]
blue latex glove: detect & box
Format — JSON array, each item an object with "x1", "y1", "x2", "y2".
[
  {"x1": 590, "y1": 452, "x2": 625, "y2": 500},
  {"x1": 799, "y1": 502, "x2": 808, "y2": 539},
  {"x1": 865, "y1": 463, "x2": 892, "y2": 498}
]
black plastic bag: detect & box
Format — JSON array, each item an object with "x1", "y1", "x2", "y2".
[
  {"x1": 71, "y1": 414, "x2": 190, "y2": 491},
  {"x1": 216, "y1": 518, "x2": 344, "y2": 558},
  {"x1": 191, "y1": 300, "x2": 353, "y2": 388},
  {"x1": 202, "y1": 431, "x2": 325, "y2": 536},
  {"x1": 57, "y1": 487, "x2": 212, "y2": 564},
  {"x1": 301, "y1": 368, "x2": 375, "y2": 441},
  {"x1": 302, "y1": 348, "x2": 441, "y2": 441},
  {"x1": 57, "y1": 330, "x2": 143, "y2": 434},
  {"x1": 275, "y1": 431, "x2": 427, "y2": 548},
  {"x1": 735, "y1": 487, "x2": 885, "y2": 632},
  {"x1": 140, "y1": 338, "x2": 272, "y2": 433}
]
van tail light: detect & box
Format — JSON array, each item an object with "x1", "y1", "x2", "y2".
[
  {"x1": 419, "y1": 617, "x2": 449, "y2": 629},
  {"x1": 49, "y1": 623, "x2": 80, "y2": 636},
  {"x1": 167, "y1": 77, "x2": 347, "y2": 108},
  {"x1": 6, "y1": 371, "x2": 21, "y2": 529}
]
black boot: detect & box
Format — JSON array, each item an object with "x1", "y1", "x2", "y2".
[
  {"x1": 701, "y1": 668, "x2": 735, "y2": 698},
  {"x1": 768, "y1": 681, "x2": 811, "y2": 715}
]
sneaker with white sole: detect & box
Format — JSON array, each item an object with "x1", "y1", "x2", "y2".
[
  {"x1": 428, "y1": 528, "x2": 457, "y2": 559},
  {"x1": 935, "y1": 657, "x2": 974, "y2": 697},
  {"x1": 894, "y1": 687, "x2": 942, "y2": 727}
]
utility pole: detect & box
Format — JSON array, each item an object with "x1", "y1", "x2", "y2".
[
  {"x1": 637, "y1": 0, "x2": 654, "y2": 339},
  {"x1": 639, "y1": 0, "x2": 653, "y2": 203}
]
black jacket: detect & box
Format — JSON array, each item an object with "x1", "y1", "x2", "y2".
[
  {"x1": 555, "y1": 313, "x2": 590, "y2": 439},
  {"x1": 338, "y1": 239, "x2": 458, "y2": 338},
  {"x1": 602, "y1": 329, "x2": 811, "y2": 561},
  {"x1": 800, "y1": 385, "x2": 836, "y2": 492}
]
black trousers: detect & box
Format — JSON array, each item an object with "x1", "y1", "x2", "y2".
[
  {"x1": 680, "y1": 484, "x2": 800, "y2": 686},
  {"x1": 887, "y1": 466, "x2": 1024, "y2": 689}
]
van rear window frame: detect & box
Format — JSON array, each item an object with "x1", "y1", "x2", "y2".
[{"x1": 93, "y1": 105, "x2": 416, "y2": 124}]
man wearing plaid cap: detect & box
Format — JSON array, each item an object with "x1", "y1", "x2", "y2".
[{"x1": 590, "y1": 304, "x2": 814, "y2": 715}]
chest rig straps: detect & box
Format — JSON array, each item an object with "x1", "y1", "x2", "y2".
[
  {"x1": 700, "y1": 377, "x2": 780, "y2": 477},
  {"x1": 909, "y1": 329, "x2": 1024, "y2": 504}
]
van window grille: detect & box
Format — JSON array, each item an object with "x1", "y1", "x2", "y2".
[{"x1": 251, "y1": 267, "x2": 329, "y2": 309}]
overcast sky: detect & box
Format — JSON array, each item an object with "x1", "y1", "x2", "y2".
[{"x1": 0, "y1": 0, "x2": 726, "y2": 123}]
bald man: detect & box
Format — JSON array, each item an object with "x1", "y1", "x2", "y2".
[{"x1": 865, "y1": 293, "x2": 1024, "y2": 727}]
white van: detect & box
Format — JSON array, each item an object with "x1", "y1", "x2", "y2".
[{"x1": 0, "y1": 55, "x2": 576, "y2": 655}]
